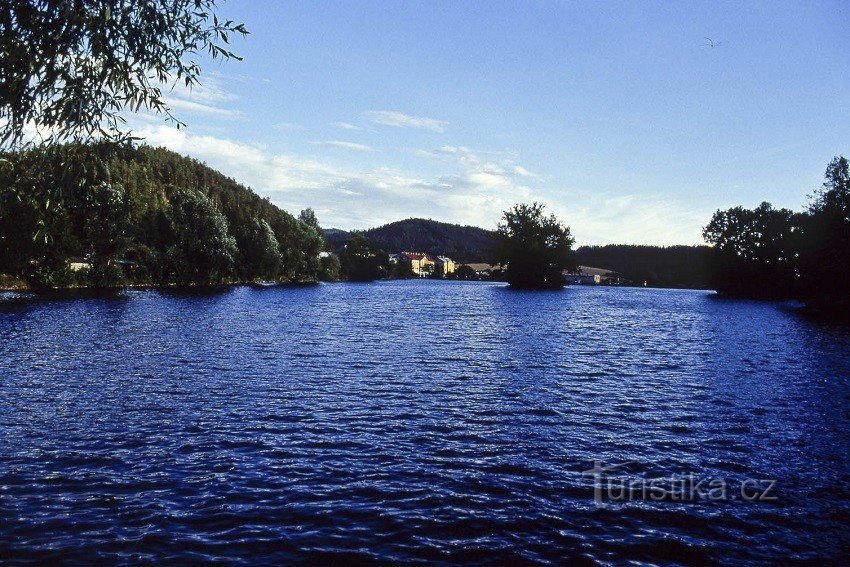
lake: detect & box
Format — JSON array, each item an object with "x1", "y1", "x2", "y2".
[{"x1": 1, "y1": 280, "x2": 849, "y2": 563}]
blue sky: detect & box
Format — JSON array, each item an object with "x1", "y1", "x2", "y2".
[{"x1": 133, "y1": 0, "x2": 849, "y2": 245}]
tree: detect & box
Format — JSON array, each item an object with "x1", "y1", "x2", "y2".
[
  {"x1": 390, "y1": 260, "x2": 415, "y2": 279},
  {"x1": 318, "y1": 253, "x2": 341, "y2": 282},
  {"x1": 455, "y1": 264, "x2": 477, "y2": 280},
  {"x1": 237, "y1": 218, "x2": 282, "y2": 280},
  {"x1": 810, "y1": 156, "x2": 850, "y2": 215},
  {"x1": 1, "y1": 0, "x2": 247, "y2": 148},
  {"x1": 340, "y1": 235, "x2": 388, "y2": 282},
  {"x1": 0, "y1": 170, "x2": 40, "y2": 276},
  {"x1": 702, "y1": 202, "x2": 801, "y2": 298},
  {"x1": 493, "y1": 203, "x2": 575, "y2": 289},
  {"x1": 162, "y1": 188, "x2": 237, "y2": 285},
  {"x1": 82, "y1": 181, "x2": 131, "y2": 287},
  {"x1": 293, "y1": 210, "x2": 325, "y2": 280},
  {"x1": 0, "y1": 144, "x2": 335, "y2": 288},
  {"x1": 573, "y1": 244, "x2": 714, "y2": 289},
  {"x1": 299, "y1": 208, "x2": 320, "y2": 230},
  {"x1": 800, "y1": 156, "x2": 850, "y2": 311}
]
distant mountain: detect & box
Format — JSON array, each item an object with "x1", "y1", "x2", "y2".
[{"x1": 324, "y1": 218, "x2": 495, "y2": 263}]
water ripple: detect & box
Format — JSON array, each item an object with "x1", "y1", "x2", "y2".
[{"x1": 1, "y1": 282, "x2": 849, "y2": 563}]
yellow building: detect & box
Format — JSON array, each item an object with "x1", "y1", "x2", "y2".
[
  {"x1": 399, "y1": 252, "x2": 434, "y2": 276},
  {"x1": 435, "y1": 256, "x2": 455, "y2": 275}
]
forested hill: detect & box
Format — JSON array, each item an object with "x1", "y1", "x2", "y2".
[
  {"x1": 325, "y1": 218, "x2": 496, "y2": 263},
  {"x1": 0, "y1": 144, "x2": 325, "y2": 287},
  {"x1": 574, "y1": 244, "x2": 715, "y2": 289}
]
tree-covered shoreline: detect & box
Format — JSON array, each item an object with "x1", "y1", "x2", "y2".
[
  {"x1": 703, "y1": 156, "x2": 850, "y2": 317},
  {"x1": 4, "y1": 144, "x2": 847, "y2": 313},
  {"x1": 0, "y1": 144, "x2": 327, "y2": 289}
]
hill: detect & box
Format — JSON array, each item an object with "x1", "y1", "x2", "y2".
[
  {"x1": 325, "y1": 218, "x2": 495, "y2": 263},
  {"x1": 0, "y1": 144, "x2": 325, "y2": 287}
]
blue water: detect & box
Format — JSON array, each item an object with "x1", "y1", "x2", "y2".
[{"x1": 1, "y1": 281, "x2": 849, "y2": 564}]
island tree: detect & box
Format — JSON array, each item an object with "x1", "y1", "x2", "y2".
[
  {"x1": 493, "y1": 203, "x2": 575, "y2": 289},
  {"x1": 454, "y1": 264, "x2": 478, "y2": 280},
  {"x1": 340, "y1": 235, "x2": 388, "y2": 282},
  {"x1": 318, "y1": 253, "x2": 341, "y2": 282}
]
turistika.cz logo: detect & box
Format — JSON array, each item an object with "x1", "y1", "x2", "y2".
[{"x1": 581, "y1": 461, "x2": 778, "y2": 504}]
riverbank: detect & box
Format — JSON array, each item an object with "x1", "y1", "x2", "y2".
[{"x1": 0, "y1": 278, "x2": 321, "y2": 294}]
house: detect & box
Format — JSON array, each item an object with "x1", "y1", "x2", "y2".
[
  {"x1": 393, "y1": 252, "x2": 458, "y2": 277},
  {"x1": 67, "y1": 256, "x2": 137, "y2": 274},
  {"x1": 68, "y1": 258, "x2": 90, "y2": 272},
  {"x1": 565, "y1": 265, "x2": 615, "y2": 285},
  {"x1": 466, "y1": 263, "x2": 505, "y2": 277},
  {"x1": 398, "y1": 252, "x2": 434, "y2": 276},
  {"x1": 565, "y1": 273, "x2": 601, "y2": 285},
  {"x1": 435, "y1": 256, "x2": 455, "y2": 276}
]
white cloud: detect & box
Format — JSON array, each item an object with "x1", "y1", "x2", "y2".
[
  {"x1": 513, "y1": 165, "x2": 537, "y2": 178},
  {"x1": 362, "y1": 110, "x2": 448, "y2": 133},
  {"x1": 134, "y1": 125, "x2": 527, "y2": 231},
  {"x1": 158, "y1": 74, "x2": 242, "y2": 119},
  {"x1": 331, "y1": 122, "x2": 364, "y2": 131},
  {"x1": 542, "y1": 192, "x2": 711, "y2": 247},
  {"x1": 176, "y1": 76, "x2": 237, "y2": 105},
  {"x1": 133, "y1": 125, "x2": 708, "y2": 245},
  {"x1": 466, "y1": 171, "x2": 512, "y2": 188},
  {"x1": 311, "y1": 140, "x2": 372, "y2": 152},
  {"x1": 162, "y1": 97, "x2": 243, "y2": 118}
]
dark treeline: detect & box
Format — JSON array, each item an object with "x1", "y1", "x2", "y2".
[
  {"x1": 703, "y1": 156, "x2": 850, "y2": 315},
  {"x1": 574, "y1": 244, "x2": 715, "y2": 289},
  {"x1": 0, "y1": 144, "x2": 329, "y2": 288},
  {"x1": 338, "y1": 235, "x2": 391, "y2": 282}
]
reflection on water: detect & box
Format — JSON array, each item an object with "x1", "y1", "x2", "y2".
[{"x1": 1, "y1": 281, "x2": 848, "y2": 563}]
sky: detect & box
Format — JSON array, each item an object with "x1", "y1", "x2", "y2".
[{"x1": 131, "y1": 0, "x2": 849, "y2": 245}]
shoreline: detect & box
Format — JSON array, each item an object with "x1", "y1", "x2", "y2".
[
  {"x1": 0, "y1": 279, "x2": 729, "y2": 295},
  {"x1": 0, "y1": 279, "x2": 321, "y2": 294}
]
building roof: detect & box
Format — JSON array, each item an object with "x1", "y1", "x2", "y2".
[
  {"x1": 576, "y1": 265, "x2": 614, "y2": 276},
  {"x1": 466, "y1": 262, "x2": 503, "y2": 272}
]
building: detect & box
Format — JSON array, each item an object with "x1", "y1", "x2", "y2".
[
  {"x1": 466, "y1": 263, "x2": 505, "y2": 277},
  {"x1": 68, "y1": 258, "x2": 90, "y2": 272},
  {"x1": 435, "y1": 256, "x2": 456, "y2": 276},
  {"x1": 392, "y1": 252, "x2": 458, "y2": 277},
  {"x1": 565, "y1": 265, "x2": 615, "y2": 285},
  {"x1": 565, "y1": 273, "x2": 601, "y2": 285},
  {"x1": 68, "y1": 257, "x2": 137, "y2": 274},
  {"x1": 397, "y1": 252, "x2": 434, "y2": 276}
]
